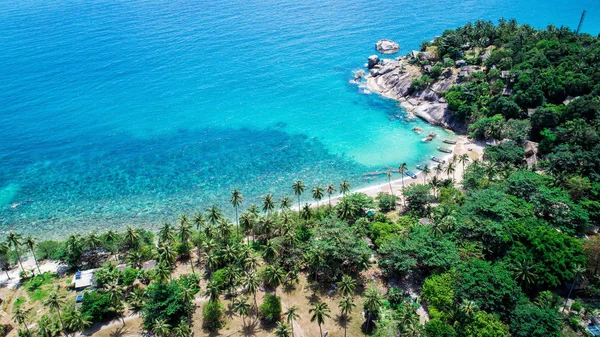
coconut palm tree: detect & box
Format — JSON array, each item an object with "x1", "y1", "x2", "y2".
[
  {"x1": 103, "y1": 281, "x2": 125, "y2": 325},
  {"x1": 386, "y1": 171, "x2": 394, "y2": 195},
  {"x1": 398, "y1": 163, "x2": 407, "y2": 206},
  {"x1": 153, "y1": 319, "x2": 171, "y2": 337},
  {"x1": 204, "y1": 281, "x2": 221, "y2": 303},
  {"x1": 7, "y1": 231, "x2": 24, "y2": 272},
  {"x1": 336, "y1": 275, "x2": 356, "y2": 296},
  {"x1": 179, "y1": 286, "x2": 196, "y2": 324},
  {"x1": 230, "y1": 188, "x2": 244, "y2": 233},
  {"x1": 275, "y1": 322, "x2": 291, "y2": 337},
  {"x1": 24, "y1": 236, "x2": 42, "y2": 277},
  {"x1": 243, "y1": 272, "x2": 261, "y2": 310},
  {"x1": 262, "y1": 194, "x2": 275, "y2": 215},
  {"x1": 292, "y1": 180, "x2": 305, "y2": 212},
  {"x1": 285, "y1": 305, "x2": 300, "y2": 337},
  {"x1": 312, "y1": 185, "x2": 324, "y2": 207},
  {"x1": 363, "y1": 286, "x2": 383, "y2": 333},
  {"x1": 155, "y1": 263, "x2": 172, "y2": 283},
  {"x1": 37, "y1": 315, "x2": 59, "y2": 337},
  {"x1": 232, "y1": 296, "x2": 251, "y2": 327},
  {"x1": 459, "y1": 153, "x2": 470, "y2": 172},
  {"x1": 429, "y1": 176, "x2": 441, "y2": 198},
  {"x1": 339, "y1": 180, "x2": 351, "y2": 196},
  {"x1": 86, "y1": 232, "x2": 102, "y2": 252},
  {"x1": 104, "y1": 230, "x2": 118, "y2": 259},
  {"x1": 565, "y1": 264, "x2": 586, "y2": 310},
  {"x1": 434, "y1": 163, "x2": 443, "y2": 177},
  {"x1": 67, "y1": 310, "x2": 92, "y2": 333},
  {"x1": 124, "y1": 226, "x2": 140, "y2": 250},
  {"x1": 177, "y1": 218, "x2": 194, "y2": 274},
  {"x1": 264, "y1": 265, "x2": 285, "y2": 295},
  {"x1": 460, "y1": 300, "x2": 477, "y2": 317},
  {"x1": 422, "y1": 164, "x2": 431, "y2": 185},
  {"x1": 173, "y1": 321, "x2": 190, "y2": 337},
  {"x1": 0, "y1": 242, "x2": 10, "y2": 279},
  {"x1": 279, "y1": 196, "x2": 292, "y2": 212},
  {"x1": 159, "y1": 223, "x2": 176, "y2": 244},
  {"x1": 338, "y1": 296, "x2": 356, "y2": 337},
  {"x1": 309, "y1": 302, "x2": 331, "y2": 337},
  {"x1": 513, "y1": 259, "x2": 537, "y2": 289},
  {"x1": 446, "y1": 161, "x2": 456, "y2": 181},
  {"x1": 326, "y1": 184, "x2": 336, "y2": 208},
  {"x1": 207, "y1": 205, "x2": 222, "y2": 226},
  {"x1": 240, "y1": 212, "x2": 255, "y2": 245},
  {"x1": 301, "y1": 204, "x2": 312, "y2": 222},
  {"x1": 13, "y1": 306, "x2": 31, "y2": 336},
  {"x1": 44, "y1": 291, "x2": 65, "y2": 332}
]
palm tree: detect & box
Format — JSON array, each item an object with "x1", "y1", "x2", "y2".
[
  {"x1": 513, "y1": 259, "x2": 537, "y2": 289},
  {"x1": 7, "y1": 231, "x2": 24, "y2": 272},
  {"x1": 86, "y1": 232, "x2": 102, "y2": 252},
  {"x1": 363, "y1": 286, "x2": 383, "y2": 333},
  {"x1": 153, "y1": 319, "x2": 171, "y2": 337},
  {"x1": 159, "y1": 223, "x2": 175, "y2": 244},
  {"x1": 232, "y1": 296, "x2": 251, "y2": 327},
  {"x1": 422, "y1": 164, "x2": 431, "y2": 185},
  {"x1": 398, "y1": 163, "x2": 407, "y2": 206},
  {"x1": 0, "y1": 242, "x2": 10, "y2": 279},
  {"x1": 275, "y1": 322, "x2": 291, "y2": 337},
  {"x1": 434, "y1": 163, "x2": 443, "y2": 177},
  {"x1": 339, "y1": 180, "x2": 351, "y2": 196},
  {"x1": 460, "y1": 300, "x2": 477, "y2": 317},
  {"x1": 459, "y1": 153, "x2": 470, "y2": 172},
  {"x1": 44, "y1": 291, "x2": 65, "y2": 332},
  {"x1": 446, "y1": 161, "x2": 456, "y2": 181},
  {"x1": 386, "y1": 171, "x2": 394, "y2": 195},
  {"x1": 68, "y1": 310, "x2": 92, "y2": 333},
  {"x1": 179, "y1": 287, "x2": 196, "y2": 324},
  {"x1": 207, "y1": 205, "x2": 222, "y2": 226},
  {"x1": 280, "y1": 196, "x2": 293, "y2": 211},
  {"x1": 338, "y1": 296, "x2": 356, "y2": 337},
  {"x1": 243, "y1": 272, "x2": 261, "y2": 310},
  {"x1": 301, "y1": 204, "x2": 312, "y2": 222},
  {"x1": 177, "y1": 218, "x2": 194, "y2": 274},
  {"x1": 309, "y1": 302, "x2": 331, "y2": 337},
  {"x1": 292, "y1": 180, "x2": 306, "y2": 212},
  {"x1": 336, "y1": 275, "x2": 356, "y2": 296},
  {"x1": 204, "y1": 281, "x2": 221, "y2": 302},
  {"x1": 24, "y1": 236, "x2": 42, "y2": 276},
  {"x1": 37, "y1": 315, "x2": 59, "y2": 337},
  {"x1": 103, "y1": 281, "x2": 125, "y2": 325},
  {"x1": 312, "y1": 185, "x2": 324, "y2": 207},
  {"x1": 12, "y1": 306, "x2": 31, "y2": 336},
  {"x1": 230, "y1": 188, "x2": 244, "y2": 234},
  {"x1": 124, "y1": 226, "x2": 140, "y2": 249},
  {"x1": 430, "y1": 176, "x2": 441, "y2": 198},
  {"x1": 155, "y1": 263, "x2": 172, "y2": 283},
  {"x1": 104, "y1": 230, "x2": 118, "y2": 258},
  {"x1": 325, "y1": 184, "x2": 336, "y2": 207},
  {"x1": 285, "y1": 305, "x2": 300, "y2": 337},
  {"x1": 173, "y1": 321, "x2": 190, "y2": 337},
  {"x1": 240, "y1": 212, "x2": 255, "y2": 246},
  {"x1": 264, "y1": 265, "x2": 285, "y2": 295},
  {"x1": 262, "y1": 194, "x2": 275, "y2": 215}
]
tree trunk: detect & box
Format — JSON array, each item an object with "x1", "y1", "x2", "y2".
[
  {"x1": 16, "y1": 251, "x2": 25, "y2": 273},
  {"x1": 401, "y1": 173, "x2": 406, "y2": 207},
  {"x1": 235, "y1": 206, "x2": 239, "y2": 236},
  {"x1": 57, "y1": 307, "x2": 65, "y2": 332},
  {"x1": 319, "y1": 324, "x2": 323, "y2": 337},
  {"x1": 30, "y1": 249, "x2": 43, "y2": 277}
]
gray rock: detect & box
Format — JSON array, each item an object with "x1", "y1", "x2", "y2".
[
  {"x1": 368, "y1": 55, "x2": 379, "y2": 69},
  {"x1": 376, "y1": 39, "x2": 400, "y2": 54}
]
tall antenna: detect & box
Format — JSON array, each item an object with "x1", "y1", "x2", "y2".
[{"x1": 576, "y1": 10, "x2": 587, "y2": 35}]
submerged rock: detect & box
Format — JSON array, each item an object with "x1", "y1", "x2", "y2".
[
  {"x1": 376, "y1": 39, "x2": 400, "y2": 54},
  {"x1": 367, "y1": 55, "x2": 379, "y2": 69}
]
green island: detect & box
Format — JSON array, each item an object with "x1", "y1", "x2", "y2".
[{"x1": 1, "y1": 19, "x2": 600, "y2": 337}]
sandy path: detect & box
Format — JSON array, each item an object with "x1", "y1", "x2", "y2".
[{"x1": 0, "y1": 258, "x2": 62, "y2": 288}]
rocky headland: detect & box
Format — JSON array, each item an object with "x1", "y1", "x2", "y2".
[{"x1": 364, "y1": 53, "x2": 476, "y2": 133}]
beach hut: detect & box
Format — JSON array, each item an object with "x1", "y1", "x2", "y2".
[{"x1": 72, "y1": 269, "x2": 97, "y2": 291}]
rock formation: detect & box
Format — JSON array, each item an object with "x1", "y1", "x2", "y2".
[
  {"x1": 367, "y1": 55, "x2": 379, "y2": 69},
  {"x1": 376, "y1": 39, "x2": 400, "y2": 54}
]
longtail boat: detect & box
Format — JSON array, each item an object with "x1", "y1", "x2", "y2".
[
  {"x1": 443, "y1": 139, "x2": 457, "y2": 144},
  {"x1": 421, "y1": 136, "x2": 433, "y2": 142},
  {"x1": 431, "y1": 156, "x2": 446, "y2": 164},
  {"x1": 437, "y1": 146, "x2": 453, "y2": 154},
  {"x1": 416, "y1": 164, "x2": 424, "y2": 170},
  {"x1": 404, "y1": 170, "x2": 417, "y2": 179}
]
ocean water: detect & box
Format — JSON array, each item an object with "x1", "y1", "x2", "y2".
[{"x1": 1, "y1": 0, "x2": 598, "y2": 237}]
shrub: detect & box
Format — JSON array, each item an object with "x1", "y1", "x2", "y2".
[
  {"x1": 121, "y1": 268, "x2": 139, "y2": 286},
  {"x1": 80, "y1": 291, "x2": 118, "y2": 323},
  {"x1": 259, "y1": 294, "x2": 282, "y2": 323},
  {"x1": 570, "y1": 301, "x2": 582, "y2": 313},
  {"x1": 202, "y1": 301, "x2": 225, "y2": 331},
  {"x1": 376, "y1": 192, "x2": 398, "y2": 212}
]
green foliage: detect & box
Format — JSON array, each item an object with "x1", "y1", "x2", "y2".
[
  {"x1": 421, "y1": 272, "x2": 456, "y2": 320},
  {"x1": 202, "y1": 301, "x2": 225, "y2": 331},
  {"x1": 80, "y1": 291, "x2": 118, "y2": 323},
  {"x1": 142, "y1": 278, "x2": 197, "y2": 329},
  {"x1": 259, "y1": 294, "x2": 282, "y2": 322},
  {"x1": 378, "y1": 226, "x2": 460, "y2": 276},
  {"x1": 425, "y1": 319, "x2": 457, "y2": 337},
  {"x1": 403, "y1": 184, "x2": 432, "y2": 216},
  {"x1": 456, "y1": 260, "x2": 522, "y2": 319},
  {"x1": 375, "y1": 192, "x2": 398, "y2": 212},
  {"x1": 410, "y1": 75, "x2": 434, "y2": 92},
  {"x1": 336, "y1": 193, "x2": 375, "y2": 221},
  {"x1": 509, "y1": 301, "x2": 561, "y2": 337},
  {"x1": 484, "y1": 141, "x2": 525, "y2": 165},
  {"x1": 468, "y1": 114, "x2": 504, "y2": 140},
  {"x1": 35, "y1": 241, "x2": 64, "y2": 261},
  {"x1": 369, "y1": 221, "x2": 402, "y2": 247},
  {"x1": 464, "y1": 311, "x2": 510, "y2": 337},
  {"x1": 23, "y1": 273, "x2": 58, "y2": 302}
]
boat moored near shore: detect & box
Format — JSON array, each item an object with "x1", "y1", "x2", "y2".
[
  {"x1": 431, "y1": 156, "x2": 446, "y2": 164},
  {"x1": 437, "y1": 146, "x2": 453, "y2": 154},
  {"x1": 443, "y1": 139, "x2": 457, "y2": 144}
]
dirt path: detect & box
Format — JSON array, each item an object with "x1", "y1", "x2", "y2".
[
  {"x1": 0, "y1": 259, "x2": 62, "y2": 288},
  {"x1": 282, "y1": 302, "x2": 306, "y2": 337}
]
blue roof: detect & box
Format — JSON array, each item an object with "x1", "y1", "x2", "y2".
[{"x1": 587, "y1": 326, "x2": 600, "y2": 336}]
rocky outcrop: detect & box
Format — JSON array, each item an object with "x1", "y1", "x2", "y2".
[
  {"x1": 376, "y1": 39, "x2": 400, "y2": 54},
  {"x1": 367, "y1": 55, "x2": 379, "y2": 69},
  {"x1": 365, "y1": 57, "x2": 466, "y2": 132}
]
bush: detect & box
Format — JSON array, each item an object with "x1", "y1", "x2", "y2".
[
  {"x1": 35, "y1": 241, "x2": 64, "y2": 260},
  {"x1": 570, "y1": 301, "x2": 582, "y2": 313},
  {"x1": 376, "y1": 192, "x2": 398, "y2": 212},
  {"x1": 202, "y1": 301, "x2": 225, "y2": 331},
  {"x1": 142, "y1": 279, "x2": 197, "y2": 329},
  {"x1": 121, "y1": 268, "x2": 139, "y2": 286},
  {"x1": 403, "y1": 184, "x2": 432, "y2": 216},
  {"x1": 81, "y1": 291, "x2": 118, "y2": 323},
  {"x1": 259, "y1": 294, "x2": 282, "y2": 323}
]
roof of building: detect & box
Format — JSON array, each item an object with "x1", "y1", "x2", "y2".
[{"x1": 72, "y1": 269, "x2": 96, "y2": 290}]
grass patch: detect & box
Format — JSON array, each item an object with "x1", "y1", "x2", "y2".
[
  {"x1": 23, "y1": 272, "x2": 58, "y2": 302},
  {"x1": 13, "y1": 297, "x2": 26, "y2": 308}
]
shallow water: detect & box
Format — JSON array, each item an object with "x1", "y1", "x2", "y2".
[{"x1": 1, "y1": 0, "x2": 598, "y2": 237}]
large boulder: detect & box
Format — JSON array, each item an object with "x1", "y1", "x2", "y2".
[
  {"x1": 368, "y1": 55, "x2": 379, "y2": 69},
  {"x1": 376, "y1": 39, "x2": 400, "y2": 54}
]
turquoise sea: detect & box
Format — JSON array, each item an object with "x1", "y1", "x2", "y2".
[{"x1": 1, "y1": 0, "x2": 598, "y2": 237}]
